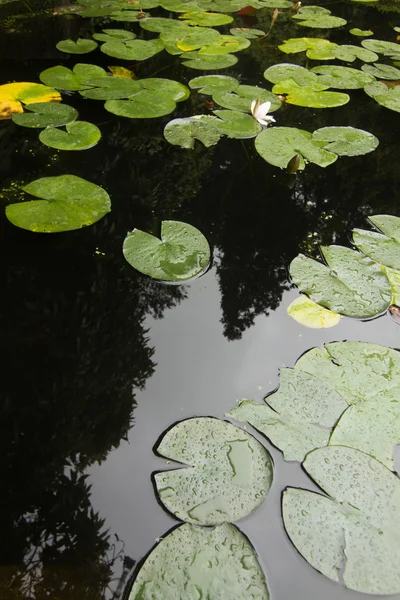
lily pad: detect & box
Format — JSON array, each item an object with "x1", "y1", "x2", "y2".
[
  {"x1": 0, "y1": 82, "x2": 61, "y2": 120},
  {"x1": 332, "y1": 44, "x2": 378, "y2": 63},
  {"x1": 139, "y1": 78, "x2": 190, "y2": 102},
  {"x1": 189, "y1": 74, "x2": 240, "y2": 95},
  {"x1": 292, "y1": 5, "x2": 347, "y2": 29},
  {"x1": 123, "y1": 220, "x2": 210, "y2": 281},
  {"x1": 140, "y1": 17, "x2": 191, "y2": 34},
  {"x1": 12, "y1": 102, "x2": 78, "y2": 128},
  {"x1": 164, "y1": 115, "x2": 222, "y2": 148},
  {"x1": 230, "y1": 27, "x2": 265, "y2": 39},
  {"x1": 213, "y1": 109, "x2": 262, "y2": 138},
  {"x1": 349, "y1": 28, "x2": 373, "y2": 36},
  {"x1": 39, "y1": 64, "x2": 107, "y2": 91},
  {"x1": 287, "y1": 295, "x2": 341, "y2": 328},
  {"x1": 105, "y1": 89, "x2": 177, "y2": 118},
  {"x1": 128, "y1": 523, "x2": 269, "y2": 600},
  {"x1": 180, "y1": 11, "x2": 233, "y2": 26},
  {"x1": 272, "y1": 80, "x2": 350, "y2": 108},
  {"x1": 310, "y1": 65, "x2": 375, "y2": 89},
  {"x1": 384, "y1": 266, "x2": 400, "y2": 305},
  {"x1": 6, "y1": 175, "x2": 111, "y2": 233},
  {"x1": 283, "y1": 446, "x2": 400, "y2": 595},
  {"x1": 177, "y1": 27, "x2": 221, "y2": 51},
  {"x1": 92, "y1": 28, "x2": 136, "y2": 43},
  {"x1": 361, "y1": 62, "x2": 400, "y2": 79},
  {"x1": 213, "y1": 84, "x2": 281, "y2": 113},
  {"x1": 110, "y1": 10, "x2": 150, "y2": 21},
  {"x1": 198, "y1": 34, "x2": 250, "y2": 55},
  {"x1": 79, "y1": 77, "x2": 141, "y2": 100},
  {"x1": 353, "y1": 215, "x2": 400, "y2": 269},
  {"x1": 255, "y1": 127, "x2": 337, "y2": 170},
  {"x1": 101, "y1": 38, "x2": 164, "y2": 60},
  {"x1": 362, "y1": 38, "x2": 400, "y2": 59},
  {"x1": 154, "y1": 417, "x2": 273, "y2": 524},
  {"x1": 56, "y1": 38, "x2": 98, "y2": 54},
  {"x1": 39, "y1": 122, "x2": 101, "y2": 151},
  {"x1": 289, "y1": 246, "x2": 392, "y2": 317},
  {"x1": 364, "y1": 81, "x2": 400, "y2": 112},
  {"x1": 227, "y1": 369, "x2": 347, "y2": 462},
  {"x1": 264, "y1": 63, "x2": 319, "y2": 87},
  {"x1": 181, "y1": 51, "x2": 238, "y2": 69},
  {"x1": 312, "y1": 126, "x2": 379, "y2": 156},
  {"x1": 279, "y1": 37, "x2": 338, "y2": 60}
]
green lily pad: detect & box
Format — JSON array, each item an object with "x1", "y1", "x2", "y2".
[
  {"x1": 181, "y1": 51, "x2": 238, "y2": 69},
  {"x1": 79, "y1": 77, "x2": 141, "y2": 99},
  {"x1": 230, "y1": 27, "x2": 265, "y2": 39},
  {"x1": 362, "y1": 38, "x2": 400, "y2": 59},
  {"x1": 364, "y1": 81, "x2": 400, "y2": 112},
  {"x1": 384, "y1": 266, "x2": 400, "y2": 305},
  {"x1": 349, "y1": 28, "x2": 373, "y2": 36},
  {"x1": 139, "y1": 78, "x2": 190, "y2": 102},
  {"x1": 128, "y1": 523, "x2": 269, "y2": 600},
  {"x1": 180, "y1": 11, "x2": 233, "y2": 26},
  {"x1": 272, "y1": 80, "x2": 350, "y2": 108},
  {"x1": 92, "y1": 28, "x2": 136, "y2": 43},
  {"x1": 39, "y1": 64, "x2": 107, "y2": 91},
  {"x1": 361, "y1": 62, "x2": 400, "y2": 79},
  {"x1": 154, "y1": 417, "x2": 273, "y2": 524},
  {"x1": 11, "y1": 102, "x2": 78, "y2": 128},
  {"x1": 101, "y1": 38, "x2": 164, "y2": 60},
  {"x1": 252, "y1": 0, "x2": 292, "y2": 6},
  {"x1": 287, "y1": 295, "x2": 341, "y2": 328},
  {"x1": 164, "y1": 115, "x2": 222, "y2": 148},
  {"x1": 227, "y1": 369, "x2": 347, "y2": 462},
  {"x1": 6, "y1": 175, "x2": 111, "y2": 233},
  {"x1": 39, "y1": 121, "x2": 101, "y2": 151},
  {"x1": 331, "y1": 44, "x2": 378, "y2": 63},
  {"x1": 189, "y1": 74, "x2": 240, "y2": 95},
  {"x1": 353, "y1": 215, "x2": 400, "y2": 269},
  {"x1": 198, "y1": 34, "x2": 250, "y2": 55},
  {"x1": 177, "y1": 27, "x2": 221, "y2": 51},
  {"x1": 255, "y1": 127, "x2": 337, "y2": 170},
  {"x1": 283, "y1": 446, "x2": 400, "y2": 595},
  {"x1": 56, "y1": 38, "x2": 98, "y2": 54},
  {"x1": 312, "y1": 126, "x2": 379, "y2": 156},
  {"x1": 278, "y1": 37, "x2": 338, "y2": 60},
  {"x1": 213, "y1": 84, "x2": 281, "y2": 113},
  {"x1": 105, "y1": 90, "x2": 177, "y2": 118},
  {"x1": 140, "y1": 17, "x2": 191, "y2": 34},
  {"x1": 264, "y1": 63, "x2": 319, "y2": 87},
  {"x1": 292, "y1": 5, "x2": 347, "y2": 29},
  {"x1": 213, "y1": 109, "x2": 262, "y2": 138},
  {"x1": 110, "y1": 10, "x2": 150, "y2": 21},
  {"x1": 290, "y1": 246, "x2": 392, "y2": 318},
  {"x1": 123, "y1": 220, "x2": 210, "y2": 281},
  {"x1": 310, "y1": 65, "x2": 375, "y2": 89}
]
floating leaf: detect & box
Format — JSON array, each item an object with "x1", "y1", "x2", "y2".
[
  {"x1": 110, "y1": 9, "x2": 150, "y2": 20},
  {"x1": 198, "y1": 34, "x2": 250, "y2": 55},
  {"x1": 107, "y1": 65, "x2": 136, "y2": 79},
  {"x1": 310, "y1": 65, "x2": 375, "y2": 89},
  {"x1": 331, "y1": 44, "x2": 378, "y2": 63},
  {"x1": 92, "y1": 28, "x2": 136, "y2": 43},
  {"x1": 353, "y1": 215, "x2": 400, "y2": 269},
  {"x1": 177, "y1": 27, "x2": 221, "y2": 51},
  {"x1": 384, "y1": 266, "x2": 400, "y2": 304},
  {"x1": 123, "y1": 220, "x2": 210, "y2": 281},
  {"x1": 101, "y1": 38, "x2": 164, "y2": 60},
  {"x1": 181, "y1": 51, "x2": 238, "y2": 69},
  {"x1": 56, "y1": 38, "x2": 98, "y2": 54},
  {"x1": 105, "y1": 90, "x2": 177, "y2": 118},
  {"x1": 362, "y1": 38, "x2": 400, "y2": 59},
  {"x1": 140, "y1": 16, "x2": 191, "y2": 34},
  {"x1": 255, "y1": 127, "x2": 337, "y2": 170},
  {"x1": 361, "y1": 62, "x2": 400, "y2": 79},
  {"x1": 287, "y1": 294, "x2": 341, "y2": 328},
  {"x1": 154, "y1": 417, "x2": 273, "y2": 524},
  {"x1": 180, "y1": 11, "x2": 233, "y2": 26},
  {"x1": 139, "y1": 78, "x2": 190, "y2": 101},
  {"x1": 40, "y1": 64, "x2": 107, "y2": 91},
  {"x1": 289, "y1": 246, "x2": 392, "y2": 317},
  {"x1": 12, "y1": 102, "x2": 78, "y2": 128},
  {"x1": 312, "y1": 126, "x2": 379, "y2": 156},
  {"x1": 213, "y1": 109, "x2": 262, "y2": 138},
  {"x1": 213, "y1": 84, "x2": 281, "y2": 113},
  {"x1": 364, "y1": 80, "x2": 400, "y2": 112},
  {"x1": 227, "y1": 369, "x2": 346, "y2": 462},
  {"x1": 272, "y1": 80, "x2": 349, "y2": 108},
  {"x1": 128, "y1": 523, "x2": 269, "y2": 600},
  {"x1": 39, "y1": 121, "x2": 101, "y2": 151},
  {"x1": 79, "y1": 77, "x2": 141, "y2": 99},
  {"x1": 230, "y1": 27, "x2": 265, "y2": 39},
  {"x1": 283, "y1": 446, "x2": 400, "y2": 595},
  {"x1": 292, "y1": 5, "x2": 347, "y2": 29},
  {"x1": 189, "y1": 74, "x2": 239, "y2": 95},
  {"x1": 264, "y1": 63, "x2": 319, "y2": 86},
  {"x1": 349, "y1": 28, "x2": 373, "y2": 36},
  {"x1": 164, "y1": 115, "x2": 222, "y2": 148},
  {"x1": 0, "y1": 82, "x2": 61, "y2": 120},
  {"x1": 6, "y1": 175, "x2": 111, "y2": 233},
  {"x1": 279, "y1": 37, "x2": 338, "y2": 60}
]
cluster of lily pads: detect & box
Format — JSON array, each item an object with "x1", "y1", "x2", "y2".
[
  {"x1": 127, "y1": 340, "x2": 400, "y2": 598},
  {"x1": 288, "y1": 214, "x2": 400, "y2": 327}
]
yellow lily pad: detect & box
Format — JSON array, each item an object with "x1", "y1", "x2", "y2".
[
  {"x1": 0, "y1": 82, "x2": 61, "y2": 120},
  {"x1": 287, "y1": 295, "x2": 341, "y2": 328}
]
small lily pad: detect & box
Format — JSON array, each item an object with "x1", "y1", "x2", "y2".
[
  {"x1": 292, "y1": 5, "x2": 347, "y2": 29},
  {"x1": 39, "y1": 64, "x2": 107, "y2": 91},
  {"x1": 272, "y1": 80, "x2": 350, "y2": 108},
  {"x1": 278, "y1": 37, "x2": 338, "y2": 60},
  {"x1": 123, "y1": 220, "x2": 210, "y2": 281},
  {"x1": 164, "y1": 115, "x2": 222, "y2": 148},
  {"x1": 353, "y1": 215, "x2": 400, "y2": 269},
  {"x1": 264, "y1": 63, "x2": 319, "y2": 87},
  {"x1": 12, "y1": 102, "x2": 78, "y2": 128},
  {"x1": 154, "y1": 417, "x2": 273, "y2": 524},
  {"x1": 230, "y1": 27, "x2": 265, "y2": 39},
  {"x1": 39, "y1": 121, "x2": 101, "y2": 151},
  {"x1": 128, "y1": 523, "x2": 269, "y2": 600},
  {"x1": 213, "y1": 109, "x2": 262, "y2": 138},
  {"x1": 213, "y1": 84, "x2": 281, "y2": 113},
  {"x1": 331, "y1": 44, "x2": 378, "y2": 63},
  {"x1": 189, "y1": 74, "x2": 239, "y2": 95},
  {"x1": 92, "y1": 28, "x2": 136, "y2": 43},
  {"x1": 364, "y1": 81, "x2": 400, "y2": 112},
  {"x1": 101, "y1": 38, "x2": 164, "y2": 60},
  {"x1": 56, "y1": 38, "x2": 98, "y2": 54},
  {"x1": 310, "y1": 65, "x2": 375, "y2": 89},
  {"x1": 287, "y1": 294, "x2": 341, "y2": 328},
  {"x1": 361, "y1": 62, "x2": 400, "y2": 79},
  {"x1": 6, "y1": 175, "x2": 111, "y2": 233},
  {"x1": 349, "y1": 28, "x2": 373, "y2": 36},
  {"x1": 181, "y1": 51, "x2": 238, "y2": 69},
  {"x1": 255, "y1": 127, "x2": 337, "y2": 169},
  {"x1": 312, "y1": 126, "x2": 379, "y2": 156},
  {"x1": 180, "y1": 11, "x2": 233, "y2": 26}
]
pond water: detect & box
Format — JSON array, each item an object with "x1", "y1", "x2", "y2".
[{"x1": 1, "y1": 0, "x2": 400, "y2": 598}]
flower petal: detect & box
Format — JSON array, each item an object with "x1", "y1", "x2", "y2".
[{"x1": 258, "y1": 100, "x2": 271, "y2": 115}]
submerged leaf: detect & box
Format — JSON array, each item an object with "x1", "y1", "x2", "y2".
[
  {"x1": 287, "y1": 294, "x2": 341, "y2": 328},
  {"x1": 154, "y1": 417, "x2": 273, "y2": 524}
]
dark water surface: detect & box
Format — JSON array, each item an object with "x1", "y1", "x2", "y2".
[{"x1": 1, "y1": 0, "x2": 400, "y2": 598}]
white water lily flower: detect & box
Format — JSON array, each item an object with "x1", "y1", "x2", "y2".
[{"x1": 251, "y1": 99, "x2": 276, "y2": 127}]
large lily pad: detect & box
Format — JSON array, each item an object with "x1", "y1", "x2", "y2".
[
  {"x1": 312, "y1": 126, "x2": 379, "y2": 156},
  {"x1": 364, "y1": 81, "x2": 400, "y2": 112},
  {"x1": 310, "y1": 65, "x2": 375, "y2": 89},
  {"x1": 39, "y1": 122, "x2": 102, "y2": 151},
  {"x1": 79, "y1": 77, "x2": 141, "y2": 100},
  {"x1": 289, "y1": 246, "x2": 392, "y2": 317},
  {"x1": 227, "y1": 369, "x2": 347, "y2": 462},
  {"x1": 272, "y1": 80, "x2": 349, "y2": 108},
  {"x1": 213, "y1": 84, "x2": 281, "y2": 113},
  {"x1": 105, "y1": 90, "x2": 177, "y2": 118},
  {"x1": 139, "y1": 78, "x2": 190, "y2": 102},
  {"x1": 283, "y1": 446, "x2": 400, "y2": 595},
  {"x1": 0, "y1": 82, "x2": 61, "y2": 120},
  {"x1": 154, "y1": 417, "x2": 273, "y2": 524},
  {"x1": 287, "y1": 295, "x2": 341, "y2": 328},
  {"x1": 353, "y1": 214, "x2": 400, "y2": 269},
  {"x1": 181, "y1": 51, "x2": 238, "y2": 69},
  {"x1": 362, "y1": 38, "x2": 400, "y2": 59},
  {"x1": 331, "y1": 44, "x2": 378, "y2": 63},
  {"x1": 6, "y1": 175, "x2": 111, "y2": 233},
  {"x1": 189, "y1": 74, "x2": 239, "y2": 94},
  {"x1": 12, "y1": 102, "x2": 78, "y2": 128},
  {"x1": 292, "y1": 5, "x2": 347, "y2": 29},
  {"x1": 361, "y1": 62, "x2": 400, "y2": 79},
  {"x1": 264, "y1": 63, "x2": 319, "y2": 87},
  {"x1": 278, "y1": 37, "x2": 338, "y2": 60},
  {"x1": 123, "y1": 220, "x2": 210, "y2": 281},
  {"x1": 164, "y1": 115, "x2": 222, "y2": 148},
  {"x1": 128, "y1": 523, "x2": 269, "y2": 600},
  {"x1": 101, "y1": 38, "x2": 164, "y2": 60},
  {"x1": 56, "y1": 38, "x2": 98, "y2": 54},
  {"x1": 39, "y1": 64, "x2": 107, "y2": 91},
  {"x1": 255, "y1": 127, "x2": 337, "y2": 170}
]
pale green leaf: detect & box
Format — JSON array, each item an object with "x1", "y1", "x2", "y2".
[{"x1": 287, "y1": 294, "x2": 341, "y2": 328}]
